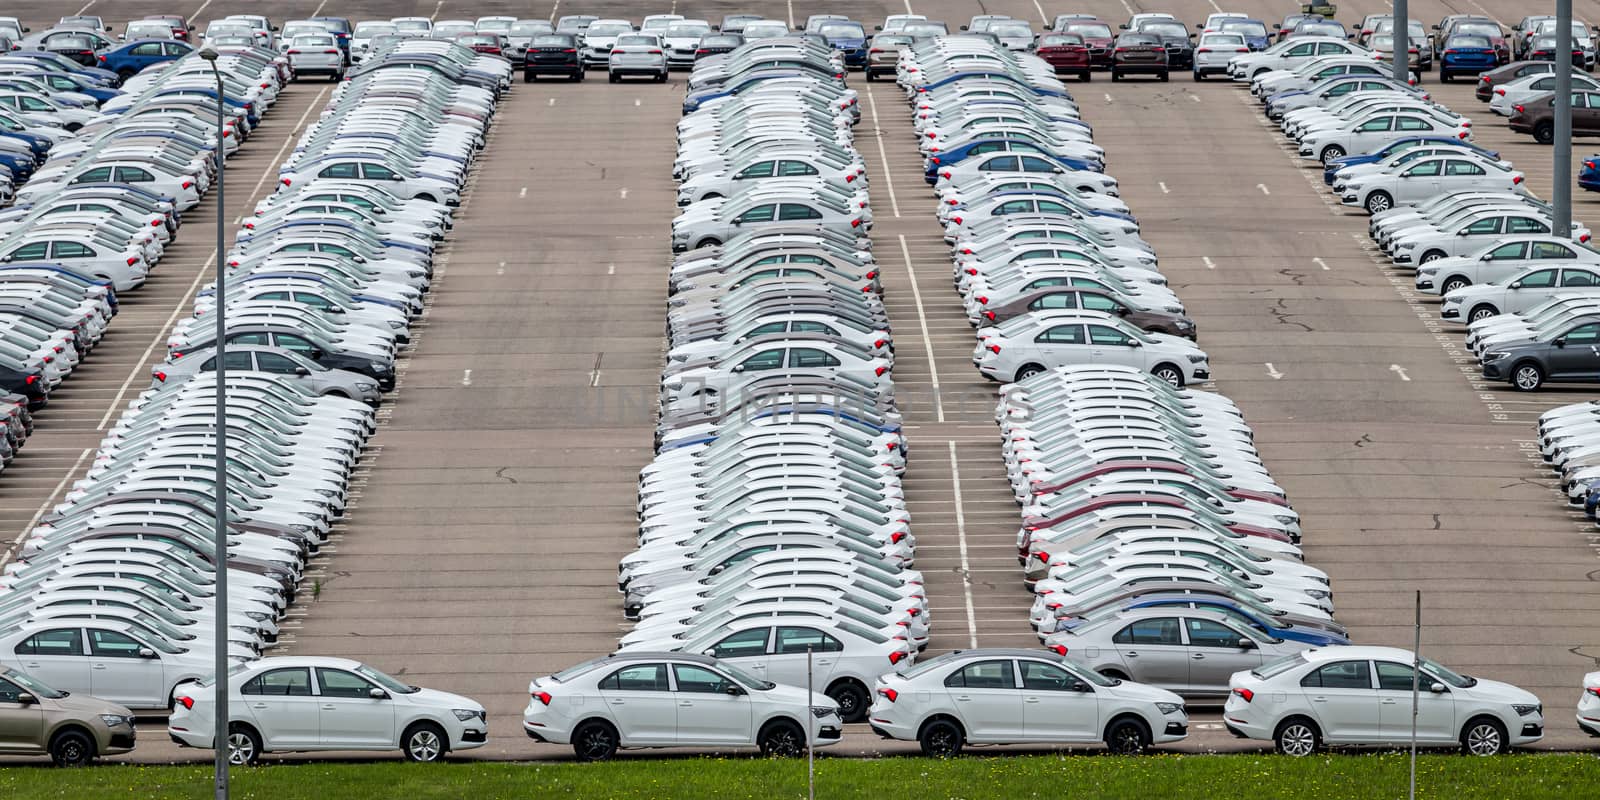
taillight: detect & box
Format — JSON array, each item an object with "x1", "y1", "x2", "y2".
[
  {"x1": 1513, "y1": 104, "x2": 1524, "y2": 114},
  {"x1": 1495, "y1": 88, "x2": 1506, "y2": 95},
  {"x1": 877, "y1": 687, "x2": 898, "y2": 702},
  {"x1": 281, "y1": 178, "x2": 291, "y2": 186},
  {"x1": 286, "y1": 49, "x2": 301, "y2": 54},
  {"x1": 951, "y1": 216, "x2": 962, "y2": 224},
  {"x1": 891, "y1": 531, "x2": 906, "y2": 543},
  {"x1": 152, "y1": 219, "x2": 162, "y2": 226},
  {"x1": 874, "y1": 365, "x2": 887, "y2": 376},
  {"x1": 887, "y1": 651, "x2": 906, "y2": 665},
  {"x1": 845, "y1": 173, "x2": 855, "y2": 182},
  {"x1": 1587, "y1": 161, "x2": 1596, "y2": 170},
  {"x1": 1587, "y1": 687, "x2": 1600, "y2": 698},
  {"x1": 1458, "y1": 131, "x2": 1470, "y2": 139},
  {"x1": 24, "y1": 375, "x2": 38, "y2": 386},
  {"x1": 988, "y1": 344, "x2": 1001, "y2": 353},
  {"x1": 563, "y1": 48, "x2": 577, "y2": 53},
  {"x1": 1233, "y1": 688, "x2": 1254, "y2": 703},
  {"x1": 1048, "y1": 645, "x2": 1067, "y2": 655},
  {"x1": 323, "y1": 49, "x2": 340, "y2": 55},
  {"x1": 154, "y1": 371, "x2": 167, "y2": 382},
  {"x1": 533, "y1": 691, "x2": 552, "y2": 706},
  {"x1": 181, "y1": 181, "x2": 192, "y2": 189},
  {"x1": 648, "y1": 49, "x2": 663, "y2": 54},
  {"x1": 1513, "y1": 175, "x2": 1524, "y2": 185},
  {"x1": 983, "y1": 311, "x2": 995, "y2": 321},
  {"x1": 126, "y1": 256, "x2": 138, "y2": 266},
  {"x1": 851, "y1": 218, "x2": 861, "y2": 228},
  {"x1": 1033, "y1": 551, "x2": 1049, "y2": 562},
  {"x1": 176, "y1": 695, "x2": 194, "y2": 709}
]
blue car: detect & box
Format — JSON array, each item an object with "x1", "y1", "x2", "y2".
[
  {"x1": 819, "y1": 20, "x2": 869, "y2": 68},
  {"x1": 1, "y1": 52, "x2": 119, "y2": 85},
  {"x1": 98, "y1": 39, "x2": 194, "y2": 80},
  {"x1": 1581, "y1": 156, "x2": 1600, "y2": 193},
  {"x1": 924, "y1": 138, "x2": 1103, "y2": 184},
  {"x1": 1220, "y1": 19, "x2": 1271, "y2": 51},
  {"x1": 1322, "y1": 136, "x2": 1499, "y2": 184},
  {"x1": 19, "y1": 71, "x2": 120, "y2": 105},
  {"x1": 1439, "y1": 34, "x2": 1498, "y2": 82},
  {"x1": 682, "y1": 70, "x2": 809, "y2": 114}
]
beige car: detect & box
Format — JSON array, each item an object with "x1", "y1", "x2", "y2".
[
  {"x1": 865, "y1": 33, "x2": 912, "y2": 80},
  {"x1": 0, "y1": 666, "x2": 136, "y2": 765}
]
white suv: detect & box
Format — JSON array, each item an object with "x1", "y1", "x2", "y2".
[
  {"x1": 524, "y1": 652, "x2": 842, "y2": 760},
  {"x1": 1223, "y1": 646, "x2": 1543, "y2": 756}
]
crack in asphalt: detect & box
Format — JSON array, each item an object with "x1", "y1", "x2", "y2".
[
  {"x1": 1431, "y1": 513, "x2": 1441, "y2": 531},
  {"x1": 1270, "y1": 297, "x2": 1314, "y2": 332},
  {"x1": 1353, "y1": 433, "x2": 1373, "y2": 448},
  {"x1": 495, "y1": 466, "x2": 519, "y2": 484},
  {"x1": 1569, "y1": 646, "x2": 1600, "y2": 666}
]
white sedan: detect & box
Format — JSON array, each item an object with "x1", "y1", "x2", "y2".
[
  {"x1": 1490, "y1": 72, "x2": 1600, "y2": 116},
  {"x1": 1298, "y1": 111, "x2": 1472, "y2": 164},
  {"x1": 1337, "y1": 155, "x2": 1524, "y2": 215},
  {"x1": 974, "y1": 312, "x2": 1209, "y2": 386},
  {"x1": 1442, "y1": 267, "x2": 1600, "y2": 324}
]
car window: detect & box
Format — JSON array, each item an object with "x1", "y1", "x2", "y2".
[
  {"x1": 1287, "y1": 43, "x2": 1315, "y2": 56},
  {"x1": 1518, "y1": 269, "x2": 1558, "y2": 288},
  {"x1": 255, "y1": 352, "x2": 302, "y2": 373},
  {"x1": 51, "y1": 242, "x2": 95, "y2": 259},
  {"x1": 791, "y1": 320, "x2": 835, "y2": 334},
  {"x1": 1019, "y1": 660, "x2": 1080, "y2": 691},
  {"x1": 777, "y1": 160, "x2": 818, "y2": 177},
  {"x1": 1185, "y1": 618, "x2": 1245, "y2": 648},
  {"x1": 1374, "y1": 661, "x2": 1420, "y2": 691},
  {"x1": 73, "y1": 166, "x2": 114, "y2": 183},
  {"x1": 738, "y1": 349, "x2": 784, "y2": 371},
  {"x1": 1532, "y1": 241, "x2": 1576, "y2": 259},
  {"x1": 1112, "y1": 617, "x2": 1182, "y2": 645},
  {"x1": 1395, "y1": 117, "x2": 1434, "y2": 131},
  {"x1": 944, "y1": 659, "x2": 1015, "y2": 689},
  {"x1": 0, "y1": 677, "x2": 25, "y2": 702},
  {"x1": 788, "y1": 347, "x2": 840, "y2": 368},
  {"x1": 736, "y1": 161, "x2": 775, "y2": 179},
  {"x1": 320, "y1": 163, "x2": 358, "y2": 179},
  {"x1": 1357, "y1": 118, "x2": 1393, "y2": 132},
  {"x1": 241, "y1": 667, "x2": 312, "y2": 696},
  {"x1": 672, "y1": 663, "x2": 734, "y2": 694},
  {"x1": 1035, "y1": 324, "x2": 1085, "y2": 344},
  {"x1": 360, "y1": 164, "x2": 397, "y2": 180},
  {"x1": 709, "y1": 627, "x2": 770, "y2": 658},
  {"x1": 87, "y1": 629, "x2": 144, "y2": 658},
  {"x1": 115, "y1": 167, "x2": 154, "y2": 183},
  {"x1": 777, "y1": 204, "x2": 823, "y2": 221},
  {"x1": 1031, "y1": 291, "x2": 1081, "y2": 311},
  {"x1": 599, "y1": 663, "x2": 669, "y2": 691},
  {"x1": 131, "y1": 42, "x2": 164, "y2": 56},
  {"x1": 736, "y1": 204, "x2": 776, "y2": 224},
  {"x1": 1079, "y1": 294, "x2": 1122, "y2": 313},
  {"x1": 1088, "y1": 324, "x2": 1133, "y2": 346},
  {"x1": 1300, "y1": 660, "x2": 1372, "y2": 689},
  {"x1": 16, "y1": 628, "x2": 82, "y2": 656},
  {"x1": 1506, "y1": 217, "x2": 1549, "y2": 234},
  {"x1": 1444, "y1": 161, "x2": 1486, "y2": 176},
  {"x1": 5, "y1": 242, "x2": 48, "y2": 261},
  {"x1": 1561, "y1": 269, "x2": 1600, "y2": 287},
  {"x1": 775, "y1": 626, "x2": 843, "y2": 654},
  {"x1": 200, "y1": 351, "x2": 253, "y2": 371},
  {"x1": 1563, "y1": 323, "x2": 1600, "y2": 344},
  {"x1": 1464, "y1": 218, "x2": 1502, "y2": 235},
  {"x1": 1486, "y1": 242, "x2": 1528, "y2": 260},
  {"x1": 1403, "y1": 160, "x2": 1442, "y2": 177},
  {"x1": 315, "y1": 668, "x2": 377, "y2": 698}
]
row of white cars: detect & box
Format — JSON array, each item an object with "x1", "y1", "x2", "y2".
[
  {"x1": 0, "y1": 40, "x2": 508, "y2": 767},
  {"x1": 524, "y1": 38, "x2": 888, "y2": 762}
]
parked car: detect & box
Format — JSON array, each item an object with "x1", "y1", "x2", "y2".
[{"x1": 0, "y1": 665, "x2": 136, "y2": 765}]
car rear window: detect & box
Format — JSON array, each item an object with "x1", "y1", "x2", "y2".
[
  {"x1": 1222, "y1": 22, "x2": 1267, "y2": 37},
  {"x1": 616, "y1": 35, "x2": 658, "y2": 47},
  {"x1": 1140, "y1": 22, "x2": 1187, "y2": 37},
  {"x1": 1449, "y1": 35, "x2": 1491, "y2": 48},
  {"x1": 1038, "y1": 34, "x2": 1083, "y2": 47},
  {"x1": 530, "y1": 35, "x2": 571, "y2": 47},
  {"x1": 1067, "y1": 23, "x2": 1112, "y2": 37},
  {"x1": 1252, "y1": 652, "x2": 1310, "y2": 680}
]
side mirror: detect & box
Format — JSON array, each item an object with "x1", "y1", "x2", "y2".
[
  {"x1": 731, "y1": 364, "x2": 744, "y2": 372},
  {"x1": 874, "y1": 25, "x2": 883, "y2": 31},
  {"x1": 1509, "y1": 281, "x2": 1523, "y2": 289},
  {"x1": 352, "y1": 255, "x2": 366, "y2": 263},
  {"x1": 1237, "y1": 637, "x2": 1257, "y2": 650},
  {"x1": 724, "y1": 683, "x2": 746, "y2": 696},
  {"x1": 368, "y1": 687, "x2": 389, "y2": 700},
  {"x1": 1119, "y1": 23, "x2": 1129, "y2": 30},
  {"x1": 1457, "y1": 229, "x2": 1468, "y2": 236},
  {"x1": 959, "y1": 25, "x2": 968, "y2": 31},
  {"x1": 14, "y1": 691, "x2": 35, "y2": 704},
  {"x1": 731, "y1": 219, "x2": 743, "y2": 226},
  {"x1": 1126, "y1": 338, "x2": 1142, "y2": 347},
  {"x1": 1429, "y1": 682, "x2": 1446, "y2": 694},
  {"x1": 702, "y1": 648, "x2": 716, "y2": 657},
  {"x1": 1071, "y1": 681, "x2": 1091, "y2": 693},
  {"x1": 1114, "y1": 305, "x2": 1130, "y2": 315},
  {"x1": 309, "y1": 348, "x2": 324, "y2": 359},
  {"x1": 118, "y1": 34, "x2": 125, "y2": 41},
  {"x1": 1555, "y1": 337, "x2": 1567, "y2": 348},
  {"x1": 292, "y1": 366, "x2": 309, "y2": 376},
  {"x1": 138, "y1": 647, "x2": 156, "y2": 658}
]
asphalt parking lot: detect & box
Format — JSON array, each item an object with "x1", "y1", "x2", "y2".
[{"x1": 1, "y1": 0, "x2": 1598, "y2": 764}]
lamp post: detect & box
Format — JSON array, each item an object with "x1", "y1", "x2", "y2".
[
  {"x1": 1556, "y1": 0, "x2": 1575, "y2": 238},
  {"x1": 1392, "y1": 0, "x2": 1409, "y2": 84},
  {"x1": 196, "y1": 44, "x2": 230, "y2": 800}
]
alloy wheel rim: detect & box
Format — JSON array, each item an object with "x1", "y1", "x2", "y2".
[
  {"x1": 1112, "y1": 726, "x2": 1143, "y2": 753},
  {"x1": 1155, "y1": 368, "x2": 1181, "y2": 386},
  {"x1": 1467, "y1": 724, "x2": 1501, "y2": 755},
  {"x1": 580, "y1": 728, "x2": 613, "y2": 759},
  {"x1": 767, "y1": 728, "x2": 802, "y2": 757},
  {"x1": 60, "y1": 740, "x2": 85, "y2": 764},
  {"x1": 409, "y1": 730, "x2": 441, "y2": 761},
  {"x1": 1282, "y1": 725, "x2": 1315, "y2": 756},
  {"x1": 227, "y1": 733, "x2": 254, "y2": 765},
  {"x1": 1369, "y1": 196, "x2": 1390, "y2": 213},
  {"x1": 928, "y1": 726, "x2": 958, "y2": 755},
  {"x1": 1470, "y1": 308, "x2": 1495, "y2": 322},
  {"x1": 1516, "y1": 367, "x2": 1540, "y2": 390}
]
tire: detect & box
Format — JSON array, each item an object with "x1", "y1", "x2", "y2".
[
  {"x1": 1274, "y1": 717, "x2": 1320, "y2": 757},
  {"x1": 401, "y1": 722, "x2": 446, "y2": 762},
  {"x1": 1468, "y1": 304, "x2": 1499, "y2": 322},
  {"x1": 1158, "y1": 71, "x2": 1169, "y2": 82},
  {"x1": 571, "y1": 720, "x2": 618, "y2": 762},
  {"x1": 1319, "y1": 144, "x2": 1345, "y2": 163},
  {"x1": 1461, "y1": 716, "x2": 1508, "y2": 756},
  {"x1": 226, "y1": 723, "x2": 262, "y2": 767},
  {"x1": 1441, "y1": 71, "x2": 1452, "y2": 83},
  {"x1": 1104, "y1": 716, "x2": 1152, "y2": 755},
  {"x1": 918, "y1": 718, "x2": 964, "y2": 758},
  {"x1": 48, "y1": 728, "x2": 94, "y2": 767},
  {"x1": 416, "y1": 194, "x2": 437, "y2": 204},
  {"x1": 1080, "y1": 71, "x2": 1091, "y2": 82},
  {"x1": 657, "y1": 71, "x2": 668, "y2": 83},
  {"x1": 757, "y1": 719, "x2": 805, "y2": 758},
  {"x1": 1193, "y1": 70, "x2": 1203, "y2": 81},
  {"x1": 1151, "y1": 363, "x2": 1185, "y2": 387},
  {"x1": 1015, "y1": 363, "x2": 1046, "y2": 382},
  {"x1": 1534, "y1": 121, "x2": 1555, "y2": 145},
  {"x1": 1419, "y1": 249, "x2": 1447, "y2": 264},
  {"x1": 865, "y1": 70, "x2": 876, "y2": 82},
  {"x1": 117, "y1": 68, "x2": 137, "y2": 81},
  {"x1": 695, "y1": 238, "x2": 720, "y2": 249},
  {"x1": 577, "y1": 70, "x2": 585, "y2": 82},
  {"x1": 1512, "y1": 361, "x2": 1545, "y2": 392},
  {"x1": 1440, "y1": 276, "x2": 1471, "y2": 296},
  {"x1": 608, "y1": 72, "x2": 620, "y2": 84},
  {"x1": 1112, "y1": 70, "x2": 1122, "y2": 82},
  {"x1": 523, "y1": 72, "x2": 534, "y2": 83},
  {"x1": 1364, "y1": 190, "x2": 1394, "y2": 215},
  {"x1": 827, "y1": 681, "x2": 870, "y2": 724},
  {"x1": 570, "y1": 72, "x2": 581, "y2": 82}
]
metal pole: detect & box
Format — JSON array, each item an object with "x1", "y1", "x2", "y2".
[
  {"x1": 806, "y1": 646, "x2": 815, "y2": 800},
  {"x1": 1409, "y1": 590, "x2": 1421, "y2": 800},
  {"x1": 1556, "y1": 0, "x2": 1575, "y2": 237},
  {"x1": 1392, "y1": 0, "x2": 1408, "y2": 84},
  {"x1": 199, "y1": 47, "x2": 229, "y2": 800}
]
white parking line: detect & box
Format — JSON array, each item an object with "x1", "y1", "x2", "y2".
[
  {"x1": 1257, "y1": 183, "x2": 1271, "y2": 195},
  {"x1": 1158, "y1": 181, "x2": 1169, "y2": 194},
  {"x1": 787, "y1": 0, "x2": 796, "y2": 29},
  {"x1": 1202, "y1": 256, "x2": 1215, "y2": 269},
  {"x1": 1104, "y1": 92, "x2": 1114, "y2": 103},
  {"x1": 188, "y1": 0, "x2": 212, "y2": 23},
  {"x1": 619, "y1": 188, "x2": 629, "y2": 199},
  {"x1": 547, "y1": 0, "x2": 561, "y2": 24},
  {"x1": 899, "y1": 235, "x2": 945, "y2": 422},
  {"x1": 1118, "y1": 0, "x2": 1135, "y2": 16},
  {"x1": 497, "y1": 261, "x2": 505, "y2": 275},
  {"x1": 1188, "y1": 94, "x2": 1201, "y2": 103},
  {"x1": 309, "y1": 0, "x2": 328, "y2": 17},
  {"x1": 607, "y1": 263, "x2": 615, "y2": 275},
  {"x1": 461, "y1": 369, "x2": 472, "y2": 386},
  {"x1": 863, "y1": 85, "x2": 901, "y2": 218},
  {"x1": 519, "y1": 186, "x2": 527, "y2": 198},
  {"x1": 904, "y1": 0, "x2": 916, "y2": 15},
  {"x1": 1032, "y1": 0, "x2": 1050, "y2": 25},
  {"x1": 1390, "y1": 364, "x2": 1411, "y2": 381},
  {"x1": 547, "y1": 98, "x2": 556, "y2": 106},
  {"x1": 1207, "y1": 0, "x2": 1223, "y2": 13},
  {"x1": 1265, "y1": 363, "x2": 1284, "y2": 379},
  {"x1": 1313, "y1": 257, "x2": 1330, "y2": 271},
  {"x1": 1, "y1": 447, "x2": 92, "y2": 567},
  {"x1": 75, "y1": 0, "x2": 95, "y2": 15},
  {"x1": 948, "y1": 441, "x2": 979, "y2": 650}
]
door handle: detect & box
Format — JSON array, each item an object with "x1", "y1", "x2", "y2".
[
  {"x1": 1311, "y1": 696, "x2": 1327, "y2": 703},
  {"x1": 678, "y1": 701, "x2": 694, "y2": 707},
  {"x1": 92, "y1": 664, "x2": 107, "y2": 670},
  {"x1": 1191, "y1": 653, "x2": 1205, "y2": 660},
  {"x1": 610, "y1": 699, "x2": 625, "y2": 705},
  {"x1": 1123, "y1": 651, "x2": 1139, "y2": 658},
  {"x1": 955, "y1": 695, "x2": 972, "y2": 702},
  {"x1": 321, "y1": 704, "x2": 336, "y2": 711},
  {"x1": 23, "y1": 662, "x2": 39, "y2": 669},
  {"x1": 1025, "y1": 697, "x2": 1040, "y2": 704},
  {"x1": 250, "y1": 703, "x2": 268, "y2": 709},
  {"x1": 1381, "y1": 698, "x2": 1398, "y2": 705}
]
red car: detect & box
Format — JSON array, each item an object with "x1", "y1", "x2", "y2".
[
  {"x1": 1033, "y1": 33, "x2": 1092, "y2": 80},
  {"x1": 143, "y1": 15, "x2": 192, "y2": 41},
  {"x1": 457, "y1": 32, "x2": 506, "y2": 55},
  {"x1": 1060, "y1": 18, "x2": 1115, "y2": 68}
]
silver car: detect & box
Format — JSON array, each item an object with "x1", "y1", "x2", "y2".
[
  {"x1": 150, "y1": 345, "x2": 381, "y2": 405},
  {"x1": 610, "y1": 33, "x2": 668, "y2": 82}
]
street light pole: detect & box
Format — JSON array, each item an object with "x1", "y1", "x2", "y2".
[
  {"x1": 1556, "y1": 0, "x2": 1575, "y2": 238},
  {"x1": 197, "y1": 45, "x2": 229, "y2": 800},
  {"x1": 1392, "y1": 0, "x2": 1409, "y2": 84}
]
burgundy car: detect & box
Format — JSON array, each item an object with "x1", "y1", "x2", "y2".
[
  {"x1": 1062, "y1": 19, "x2": 1115, "y2": 68},
  {"x1": 456, "y1": 32, "x2": 505, "y2": 55},
  {"x1": 1033, "y1": 32, "x2": 1092, "y2": 80}
]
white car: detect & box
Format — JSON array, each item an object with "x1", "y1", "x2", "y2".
[
  {"x1": 1490, "y1": 72, "x2": 1600, "y2": 115},
  {"x1": 285, "y1": 34, "x2": 345, "y2": 81},
  {"x1": 1444, "y1": 268, "x2": 1600, "y2": 323},
  {"x1": 867, "y1": 648, "x2": 1188, "y2": 755},
  {"x1": 1195, "y1": 33, "x2": 1250, "y2": 78},
  {"x1": 1580, "y1": 671, "x2": 1600, "y2": 737},
  {"x1": 1223, "y1": 646, "x2": 1544, "y2": 755},
  {"x1": 1415, "y1": 237, "x2": 1600, "y2": 296},
  {"x1": 167, "y1": 656, "x2": 487, "y2": 764},
  {"x1": 522, "y1": 652, "x2": 842, "y2": 760},
  {"x1": 975, "y1": 312, "x2": 1210, "y2": 386},
  {"x1": 0, "y1": 620, "x2": 215, "y2": 710},
  {"x1": 1338, "y1": 155, "x2": 1523, "y2": 215}
]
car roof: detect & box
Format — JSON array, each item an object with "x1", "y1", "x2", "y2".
[
  {"x1": 1299, "y1": 645, "x2": 1414, "y2": 663},
  {"x1": 246, "y1": 656, "x2": 366, "y2": 670}
]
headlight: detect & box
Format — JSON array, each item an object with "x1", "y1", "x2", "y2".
[
  {"x1": 810, "y1": 705, "x2": 838, "y2": 719},
  {"x1": 1186, "y1": 354, "x2": 1206, "y2": 363},
  {"x1": 1155, "y1": 702, "x2": 1184, "y2": 715},
  {"x1": 1396, "y1": 242, "x2": 1416, "y2": 250},
  {"x1": 245, "y1": 611, "x2": 270, "y2": 621},
  {"x1": 1345, "y1": 183, "x2": 1361, "y2": 191},
  {"x1": 453, "y1": 708, "x2": 485, "y2": 722},
  {"x1": 316, "y1": 488, "x2": 338, "y2": 498},
  {"x1": 356, "y1": 382, "x2": 378, "y2": 391},
  {"x1": 1305, "y1": 589, "x2": 1331, "y2": 599},
  {"x1": 369, "y1": 362, "x2": 389, "y2": 372},
  {"x1": 1274, "y1": 515, "x2": 1297, "y2": 525},
  {"x1": 100, "y1": 714, "x2": 130, "y2": 727},
  {"x1": 1513, "y1": 703, "x2": 1541, "y2": 716},
  {"x1": 1138, "y1": 257, "x2": 1156, "y2": 266},
  {"x1": 1483, "y1": 351, "x2": 1510, "y2": 362}
]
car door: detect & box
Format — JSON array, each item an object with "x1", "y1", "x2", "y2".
[
  {"x1": 0, "y1": 676, "x2": 43, "y2": 752},
  {"x1": 1374, "y1": 660, "x2": 1457, "y2": 742},
  {"x1": 1475, "y1": 240, "x2": 1530, "y2": 281},
  {"x1": 1181, "y1": 617, "x2": 1266, "y2": 694},
  {"x1": 1393, "y1": 158, "x2": 1443, "y2": 204},
  {"x1": 764, "y1": 626, "x2": 843, "y2": 687},
  {"x1": 1107, "y1": 617, "x2": 1189, "y2": 691},
  {"x1": 84, "y1": 628, "x2": 164, "y2": 708},
  {"x1": 238, "y1": 666, "x2": 319, "y2": 748},
  {"x1": 669, "y1": 662, "x2": 752, "y2": 745},
  {"x1": 1349, "y1": 116, "x2": 1394, "y2": 150},
  {"x1": 113, "y1": 166, "x2": 155, "y2": 186},
  {"x1": 1018, "y1": 658, "x2": 1098, "y2": 742},
  {"x1": 704, "y1": 627, "x2": 773, "y2": 682},
  {"x1": 596, "y1": 662, "x2": 676, "y2": 745},
  {"x1": 1297, "y1": 659, "x2": 1381, "y2": 742},
  {"x1": 1439, "y1": 159, "x2": 1489, "y2": 194},
  {"x1": 1032, "y1": 323, "x2": 1089, "y2": 368},
  {"x1": 8, "y1": 630, "x2": 89, "y2": 697},
  {"x1": 313, "y1": 667, "x2": 396, "y2": 748},
  {"x1": 0, "y1": 242, "x2": 48, "y2": 263},
  {"x1": 1087, "y1": 323, "x2": 1144, "y2": 369},
  {"x1": 1546, "y1": 322, "x2": 1600, "y2": 380},
  {"x1": 942, "y1": 659, "x2": 1022, "y2": 742}
]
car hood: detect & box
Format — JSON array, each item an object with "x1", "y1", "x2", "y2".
[
  {"x1": 1460, "y1": 677, "x2": 1540, "y2": 706},
  {"x1": 49, "y1": 691, "x2": 135, "y2": 717},
  {"x1": 398, "y1": 685, "x2": 482, "y2": 711},
  {"x1": 756, "y1": 681, "x2": 836, "y2": 709},
  {"x1": 1102, "y1": 676, "x2": 1184, "y2": 705}
]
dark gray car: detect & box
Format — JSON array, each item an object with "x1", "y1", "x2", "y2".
[{"x1": 1481, "y1": 316, "x2": 1600, "y2": 390}]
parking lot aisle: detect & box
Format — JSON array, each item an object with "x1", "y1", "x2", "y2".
[
  {"x1": 0, "y1": 83, "x2": 330, "y2": 552},
  {"x1": 278, "y1": 76, "x2": 672, "y2": 755},
  {"x1": 1091, "y1": 77, "x2": 1599, "y2": 744},
  {"x1": 860, "y1": 82, "x2": 1041, "y2": 654}
]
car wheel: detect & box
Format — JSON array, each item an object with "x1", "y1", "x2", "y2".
[
  {"x1": 827, "y1": 681, "x2": 869, "y2": 723},
  {"x1": 1440, "y1": 276, "x2": 1471, "y2": 295},
  {"x1": 1364, "y1": 190, "x2": 1394, "y2": 215},
  {"x1": 1111, "y1": 70, "x2": 1121, "y2": 82},
  {"x1": 865, "y1": 70, "x2": 876, "y2": 81},
  {"x1": 1192, "y1": 70, "x2": 1203, "y2": 81},
  {"x1": 48, "y1": 729, "x2": 95, "y2": 767},
  {"x1": 918, "y1": 718, "x2": 964, "y2": 758},
  {"x1": 402, "y1": 722, "x2": 446, "y2": 762},
  {"x1": 1104, "y1": 717, "x2": 1151, "y2": 755},
  {"x1": 523, "y1": 72, "x2": 535, "y2": 83},
  {"x1": 695, "y1": 238, "x2": 721, "y2": 249},
  {"x1": 226, "y1": 723, "x2": 262, "y2": 766},
  {"x1": 1512, "y1": 362, "x2": 1545, "y2": 392},
  {"x1": 1534, "y1": 121, "x2": 1555, "y2": 145},
  {"x1": 1274, "y1": 717, "x2": 1320, "y2": 757},
  {"x1": 1419, "y1": 250, "x2": 1447, "y2": 264},
  {"x1": 1440, "y1": 71, "x2": 1452, "y2": 83},
  {"x1": 1158, "y1": 71, "x2": 1169, "y2": 82},
  {"x1": 1080, "y1": 71, "x2": 1091, "y2": 82},
  {"x1": 608, "y1": 71, "x2": 620, "y2": 83},
  {"x1": 1319, "y1": 144, "x2": 1345, "y2": 163},
  {"x1": 1461, "y1": 716, "x2": 1508, "y2": 755},
  {"x1": 757, "y1": 719, "x2": 805, "y2": 757},
  {"x1": 1468, "y1": 304, "x2": 1499, "y2": 322},
  {"x1": 1015, "y1": 363, "x2": 1046, "y2": 382},
  {"x1": 657, "y1": 71, "x2": 668, "y2": 82},
  {"x1": 1151, "y1": 364, "x2": 1185, "y2": 387},
  {"x1": 571, "y1": 720, "x2": 618, "y2": 762}
]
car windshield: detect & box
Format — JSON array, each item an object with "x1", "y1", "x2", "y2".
[
  {"x1": 393, "y1": 20, "x2": 430, "y2": 32},
  {"x1": 1061, "y1": 658, "x2": 1119, "y2": 686},
  {"x1": 550, "y1": 656, "x2": 608, "y2": 682},
  {"x1": 354, "y1": 23, "x2": 394, "y2": 36},
  {"x1": 510, "y1": 23, "x2": 551, "y2": 36},
  {"x1": 294, "y1": 35, "x2": 334, "y2": 47},
  {"x1": 1068, "y1": 23, "x2": 1113, "y2": 37},
  {"x1": 1252, "y1": 652, "x2": 1309, "y2": 679},
  {"x1": 4, "y1": 668, "x2": 66, "y2": 698},
  {"x1": 1141, "y1": 22, "x2": 1187, "y2": 37},
  {"x1": 1203, "y1": 34, "x2": 1246, "y2": 46},
  {"x1": 530, "y1": 35, "x2": 571, "y2": 47},
  {"x1": 874, "y1": 35, "x2": 913, "y2": 46},
  {"x1": 820, "y1": 23, "x2": 866, "y2": 39},
  {"x1": 744, "y1": 22, "x2": 790, "y2": 37},
  {"x1": 616, "y1": 35, "x2": 657, "y2": 47},
  {"x1": 702, "y1": 35, "x2": 743, "y2": 46},
  {"x1": 586, "y1": 23, "x2": 631, "y2": 37},
  {"x1": 666, "y1": 25, "x2": 711, "y2": 38},
  {"x1": 1419, "y1": 656, "x2": 1475, "y2": 688},
  {"x1": 1533, "y1": 36, "x2": 1559, "y2": 48},
  {"x1": 211, "y1": 36, "x2": 254, "y2": 46},
  {"x1": 1039, "y1": 34, "x2": 1083, "y2": 46},
  {"x1": 458, "y1": 35, "x2": 496, "y2": 45},
  {"x1": 715, "y1": 661, "x2": 775, "y2": 690},
  {"x1": 1222, "y1": 21, "x2": 1267, "y2": 37},
  {"x1": 126, "y1": 23, "x2": 171, "y2": 37},
  {"x1": 356, "y1": 663, "x2": 421, "y2": 693},
  {"x1": 1300, "y1": 22, "x2": 1344, "y2": 35},
  {"x1": 50, "y1": 36, "x2": 93, "y2": 48},
  {"x1": 1449, "y1": 35, "x2": 1491, "y2": 48},
  {"x1": 1119, "y1": 34, "x2": 1159, "y2": 45},
  {"x1": 1456, "y1": 23, "x2": 1499, "y2": 37},
  {"x1": 990, "y1": 22, "x2": 1032, "y2": 37}
]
